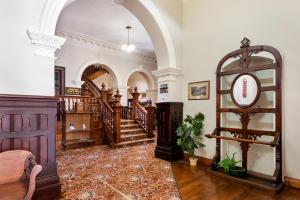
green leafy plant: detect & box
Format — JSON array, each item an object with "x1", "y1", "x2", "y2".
[
  {"x1": 176, "y1": 112, "x2": 205, "y2": 157},
  {"x1": 217, "y1": 153, "x2": 241, "y2": 173}
]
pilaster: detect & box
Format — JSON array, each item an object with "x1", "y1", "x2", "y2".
[{"x1": 152, "y1": 67, "x2": 183, "y2": 102}]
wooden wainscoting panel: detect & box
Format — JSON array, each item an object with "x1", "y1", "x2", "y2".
[{"x1": 0, "y1": 95, "x2": 60, "y2": 200}]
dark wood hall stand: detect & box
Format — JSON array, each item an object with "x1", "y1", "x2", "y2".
[
  {"x1": 155, "y1": 102, "x2": 183, "y2": 161},
  {"x1": 205, "y1": 38, "x2": 284, "y2": 192}
]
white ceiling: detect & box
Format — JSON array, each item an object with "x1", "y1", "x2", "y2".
[{"x1": 56, "y1": 0, "x2": 155, "y2": 54}]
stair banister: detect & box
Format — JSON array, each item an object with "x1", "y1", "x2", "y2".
[
  {"x1": 131, "y1": 87, "x2": 155, "y2": 138},
  {"x1": 145, "y1": 100, "x2": 155, "y2": 138},
  {"x1": 113, "y1": 89, "x2": 122, "y2": 144},
  {"x1": 131, "y1": 86, "x2": 140, "y2": 120}
]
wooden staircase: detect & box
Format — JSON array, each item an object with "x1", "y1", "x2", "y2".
[
  {"x1": 101, "y1": 85, "x2": 155, "y2": 148},
  {"x1": 117, "y1": 119, "x2": 155, "y2": 148}
]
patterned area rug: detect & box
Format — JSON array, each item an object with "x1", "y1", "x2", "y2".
[{"x1": 57, "y1": 143, "x2": 180, "y2": 200}]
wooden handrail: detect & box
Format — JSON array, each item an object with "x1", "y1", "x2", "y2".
[
  {"x1": 135, "y1": 103, "x2": 147, "y2": 131},
  {"x1": 130, "y1": 87, "x2": 155, "y2": 138},
  {"x1": 103, "y1": 101, "x2": 114, "y2": 113},
  {"x1": 136, "y1": 103, "x2": 147, "y2": 113},
  {"x1": 82, "y1": 75, "x2": 101, "y2": 97}
]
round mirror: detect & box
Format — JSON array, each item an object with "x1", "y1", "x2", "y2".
[{"x1": 231, "y1": 73, "x2": 261, "y2": 108}]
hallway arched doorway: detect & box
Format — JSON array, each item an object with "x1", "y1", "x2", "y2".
[
  {"x1": 126, "y1": 70, "x2": 157, "y2": 106},
  {"x1": 41, "y1": 0, "x2": 177, "y2": 70}
]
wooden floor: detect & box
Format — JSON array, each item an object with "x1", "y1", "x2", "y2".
[{"x1": 172, "y1": 161, "x2": 300, "y2": 200}]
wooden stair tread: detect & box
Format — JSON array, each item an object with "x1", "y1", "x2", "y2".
[
  {"x1": 121, "y1": 128, "x2": 144, "y2": 133},
  {"x1": 121, "y1": 133, "x2": 147, "y2": 138},
  {"x1": 121, "y1": 119, "x2": 135, "y2": 122},
  {"x1": 121, "y1": 124, "x2": 139, "y2": 128},
  {"x1": 116, "y1": 138, "x2": 155, "y2": 146}
]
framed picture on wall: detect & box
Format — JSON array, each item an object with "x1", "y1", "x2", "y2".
[
  {"x1": 188, "y1": 81, "x2": 210, "y2": 100},
  {"x1": 160, "y1": 83, "x2": 168, "y2": 93}
]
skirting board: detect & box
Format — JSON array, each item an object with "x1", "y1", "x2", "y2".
[
  {"x1": 285, "y1": 176, "x2": 300, "y2": 189},
  {"x1": 183, "y1": 153, "x2": 300, "y2": 190}
]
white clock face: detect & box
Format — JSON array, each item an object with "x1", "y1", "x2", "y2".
[{"x1": 231, "y1": 74, "x2": 260, "y2": 107}]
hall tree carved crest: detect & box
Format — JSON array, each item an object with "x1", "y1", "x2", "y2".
[{"x1": 205, "y1": 38, "x2": 283, "y2": 192}]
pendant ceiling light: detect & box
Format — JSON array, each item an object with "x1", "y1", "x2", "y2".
[{"x1": 122, "y1": 26, "x2": 135, "y2": 53}]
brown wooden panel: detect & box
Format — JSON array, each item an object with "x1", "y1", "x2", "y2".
[
  {"x1": 1, "y1": 115, "x2": 10, "y2": 133},
  {"x1": 39, "y1": 135, "x2": 48, "y2": 165},
  {"x1": 13, "y1": 115, "x2": 23, "y2": 132},
  {"x1": 22, "y1": 138, "x2": 30, "y2": 151},
  {"x1": 1, "y1": 139, "x2": 10, "y2": 151},
  {"x1": 0, "y1": 95, "x2": 60, "y2": 200},
  {"x1": 29, "y1": 137, "x2": 38, "y2": 161},
  {"x1": 40, "y1": 114, "x2": 48, "y2": 130},
  {"x1": 30, "y1": 114, "x2": 39, "y2": 131},
  {"x1": 13, "y1": 138, "x2": 22, "y2": 150}
]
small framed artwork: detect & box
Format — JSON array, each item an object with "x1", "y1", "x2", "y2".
[
  {"x1": 188, "y1": 81, "x2": 210, "y2": 100},
  {"x1": 160, "y1": 83, "x2": 168, "y2": 93},
  {"x1": 141, "y1": 93, "x2": 147, "y2": 98}
]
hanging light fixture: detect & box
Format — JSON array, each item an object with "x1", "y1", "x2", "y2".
[{"x1": 122, "y1": 26, "x2": 135, "y2": 53}]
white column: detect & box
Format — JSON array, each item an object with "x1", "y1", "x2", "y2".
[
  {"x1": 118, "y1": 85, "x2": 129, "y2": 106},
  {"x1": 152, "y1": 68, "x2": 183, "y2": 102}
]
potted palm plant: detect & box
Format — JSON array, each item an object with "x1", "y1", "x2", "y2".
[
  {"x1": 176, "y1": 112, "x2": 205, "y2": 166},
  {"x1": 218, "y1": 153, "x2": 246, "y2": 178}
]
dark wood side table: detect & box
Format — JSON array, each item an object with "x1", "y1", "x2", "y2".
[{"x1": 155, "y1": 102, "x2": 183, "y2": 161}]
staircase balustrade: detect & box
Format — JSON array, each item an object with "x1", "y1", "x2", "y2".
[
  {"x1": 131, "y1": 87, "x2": 155, "y2": 138},
  {"x1": 57, "y1": 95, "x2": 100, "y2": 118},
  {"x1": 102, "y1": 101, "x2": 114, "y2": 143},
  {"x1": 121, "y1": 106, "x2": 132, "y2": 119}
]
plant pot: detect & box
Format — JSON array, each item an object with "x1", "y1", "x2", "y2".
[
  {"x1": 229, "y1": 166, "x2": 247, "y2": 178},
  {"x1": 189, "y1": 157, "x2": 198, "y2": 166}
]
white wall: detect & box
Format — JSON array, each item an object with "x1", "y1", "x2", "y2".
[
  {"x1": 127, "y1": 72, "x2": 149, "y2": 93},
  {"x1": 0, "y1": 0, "x2": 56, "y2": 96},
  {"x1": 55, "y1": 33, "x2": 157, "y2": 106},
  {"x1": 182, "y1": 0, "x2": 300, "y2": 179}
]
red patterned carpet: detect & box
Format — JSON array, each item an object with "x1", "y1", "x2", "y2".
[{"x1": 57, "y1": 143, "x2": 180, "y2": 200}]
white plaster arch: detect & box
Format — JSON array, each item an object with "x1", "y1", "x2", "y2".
[
  {"x1": 40, "y1": 0, "x2": 177, "y2": 69},
  {"x1": 124, "y1": 66, "x2": 156, "y2": 90},
  {"x1": 77, "y1": 59, "x2": 119, "y2": 88}
]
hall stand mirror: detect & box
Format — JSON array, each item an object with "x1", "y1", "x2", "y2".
[{"x1": 205, "y1": 38, "x2": 283, "y2": 192}]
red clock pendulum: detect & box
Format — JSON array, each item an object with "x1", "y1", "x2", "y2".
[{"x1": 242, "y1": 78, "x2": 247, "y2": 98}]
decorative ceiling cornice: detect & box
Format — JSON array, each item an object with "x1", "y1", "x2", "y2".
[
  {"x1": 55, "y1": 30, "x2": 157, "y2": 65},
  {"x1": 27, "y1": 29, "x2": 66, "y2": 58}
]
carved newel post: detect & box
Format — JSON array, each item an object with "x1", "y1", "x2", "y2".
[
  {"x1": 114, "y1": 89, "x2": 122, "y2": 144},
  {"x1": 145, "y1": 100, "x2": 155, "y2": 138},
  {"x1": 107, "y1": 88, "x2": 113, "y2": 106},
  {"x1": 131, "y1": 86, "x2": 140, "y2": 120},
  {"x1": 99, "y1": 83, "x2": 108, "y2": 103}
]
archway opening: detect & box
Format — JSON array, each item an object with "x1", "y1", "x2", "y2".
[
  {"x1": 80, "y1": 64, "x2": 118, "y2": 97},
  {"x1": 127, "y1": 71, "x2": 156, "y2": 106}
]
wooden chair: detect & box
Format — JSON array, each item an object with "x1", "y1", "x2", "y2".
[{"x1": 0, "y1": 150, "x2": 43, "y2": 200}]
